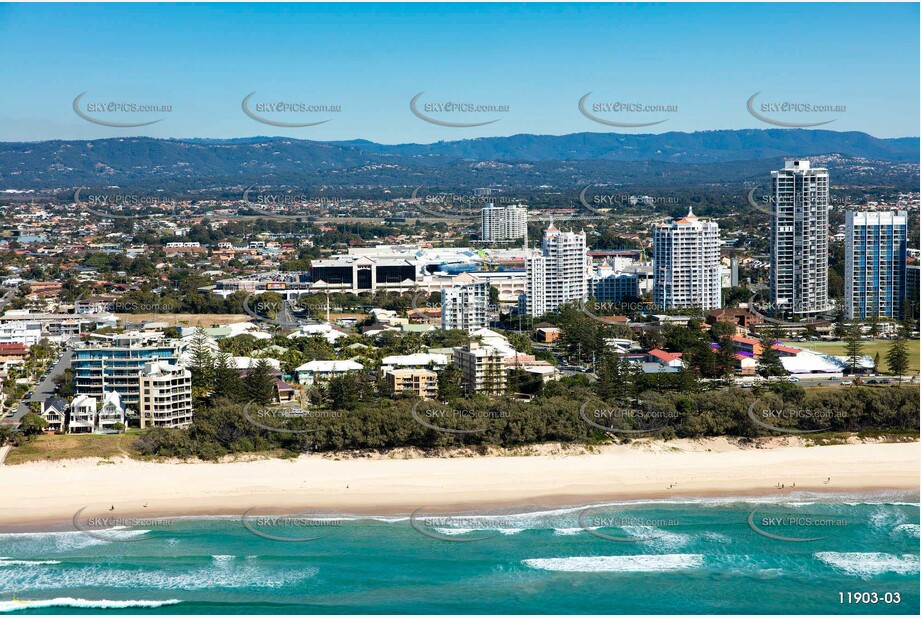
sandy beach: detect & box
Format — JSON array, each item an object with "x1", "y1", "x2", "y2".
[{"x1": 1, "y1": 438, "x2": 917, "y2": 530}]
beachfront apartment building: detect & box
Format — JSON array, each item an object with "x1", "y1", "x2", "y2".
[
  {"x1": 387, "y1": 368, "x2": 439, "y2": 399},
  {"x1": 453, "y1": 341, "x2": 508, "y2": 396},
  {"x1": 770, "y1": 160, "x2": 830, "y2": 317},
  {"x1": 525, "y1": 224, "x2": 590, "y2": 317},
  {"x1": 138, "y1": 361, "x2": 194, "y2": 429},
  {"x1": 652, "y1": 208, "x2": 721, "y2": 311},
  {"x1": 844, "y1": 210, "x2": 908, "y2": 320},
  {"x1": 72, "y1": 336, "x2": 181, "y2": 411},
  {"x1": 441, "y1": 282, "x2": 489, "y2": 332}
]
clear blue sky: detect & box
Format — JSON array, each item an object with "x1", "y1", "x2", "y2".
[{"x1": 0, "y1": 2, "x2": 917, "y2": 142}]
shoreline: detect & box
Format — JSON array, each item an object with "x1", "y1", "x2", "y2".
[
  {"x1": 4, "y1": 486, "x2": 918, "y2": 536},
  {"x1": 1, "y1": 438, "x2": 918, "y2": 531}
]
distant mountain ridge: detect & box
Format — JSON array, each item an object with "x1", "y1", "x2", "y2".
[
  {"x1": 0, "y1": 130, "x2": 916, "y2": 191},
  {"x1": 331, "y1": 130, "x2": 919, "y2": 163}
]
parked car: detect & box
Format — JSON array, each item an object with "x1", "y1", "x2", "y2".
[
  {"x1": 841, "y1": 380, "x2": 853, "y2": 386},
  {"x1": 786, "y1": 376, "x2": 800, "y2": 382}
]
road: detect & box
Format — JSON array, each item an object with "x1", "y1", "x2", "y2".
[
  {"x1": 11, "y1": 349, "x2": 73, "y2": 420},
  {"x1": 0, "y1": 287, "x2": 15, "y2": 312}
]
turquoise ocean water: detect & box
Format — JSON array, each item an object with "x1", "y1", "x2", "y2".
[{"x1": 1, "y1": 492, "x2": 918, "y2": 614}]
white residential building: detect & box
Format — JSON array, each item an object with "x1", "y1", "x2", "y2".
[
  {"x1": 770, "y1": 160, "x2": 830, "y2": 317},
  {"x1": 481, "y1": 203, "x2": 528, "y2": 243},
  {"x1": 380, "y1": 353, "x2": 450, "y2": 375},
  {"x1": 68, "y1": 395, "x2": 97, "y2": 434},
  {"x1": 453, "y1": 341, "x2": 508, "y2": 396},
  {"x1": 138, "y1": 361, "x2": 194, "y2": 428},
  {"x1": 652, "y1": 208, "x2": 721, "y2": 311},
  {"x1": 0, "y1": 321, "x2": 43, "y2": 346},
  {"x1": 98, "y1": 391, "x2": 125, "y2": 433},
  {"x1": 441, "y1": 282, "x2": 489, "y2": 332},
  {"x1": 525, "y1": 224, "x2": 590, "y2": 317},
  {"x1": 41, "y1": 397, "x2": 68, "y2": 433}
]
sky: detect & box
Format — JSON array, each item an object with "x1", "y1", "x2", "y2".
[{"x1": 0, "y1": 2, "x2": 918, "y2": 143}]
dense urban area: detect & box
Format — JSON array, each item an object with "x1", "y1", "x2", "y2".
[{"x1": 0, "y1": 158, "x2": 918, "y2": 462}]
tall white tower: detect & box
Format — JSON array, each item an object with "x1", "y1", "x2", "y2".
[
  {"x1": 525, "y1": 223, "x2": 590, "y2": 316},
  {"x1": 770, "y1": 160, "x2": 830, "y2": 317},
  {"x1": 481, "y1": 203, "x2": 527, "y2": 243},
  {"x1": 652, "y1": 208, "x2": 721, "y2": 311}
]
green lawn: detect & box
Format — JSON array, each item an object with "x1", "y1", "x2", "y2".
[
  {"x1": 4, "y1": 432, "x2": 142, "y2": 465},
  {"x1": 782, "y1": 338, "x2": 920, "y2": 374}
]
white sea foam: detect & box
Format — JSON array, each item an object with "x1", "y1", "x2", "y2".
[
  {"x1": 523, "y1": 553, "x2": 704, "y2": 573},
  {"x1": 432, "y1": 528, "x2": 479, "y2": 536},
  {"x1": 552, "y1": 528, "x2": 583, "y2": 536},
  {"x1": 0, "y1": 559, "x2": 61, "y2": 566},
  {"x1": 0, "y1": 598, "x2": 181, "y2": 613},
  {"x1": 890, "y1": 523, "x2": 920, "y2": 539},
  {"x1": 0, "y1": 560, "x2": 319, "y2": 594},
  {"x1": 814, "y1": 552, "x2": 920, "y2": 578},
  {"x1": 0, "y1": 530, "x2": 145, "y2": 553},
  {"x1": 621, "y1": 526, "x2": 690, "y2": 550}
]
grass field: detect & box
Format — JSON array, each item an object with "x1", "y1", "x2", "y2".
[
  {"x1": 782, "y1": 338, "x2": 921, "y2": 374},
  {"x1": 4, "y1": 432, "x2": 141, "y2": 465},
  {"x1": 116, "y1": 313, "x2": 251, "y2": 328}
]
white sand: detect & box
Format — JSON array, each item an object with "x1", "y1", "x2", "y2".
[{"x1": 1, "y1": 439, "x2": 917, "y2": 528}]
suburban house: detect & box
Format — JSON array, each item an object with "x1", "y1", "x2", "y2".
[
  {"x1": 98, "y1": 391, "x2": 125, "y2": 433},
  {"x1": 41, "y1": 397, "x2": 68, "y2": 433},
  {"x1": 68, "y1": 395, "x2": 97, "y2": 434}
]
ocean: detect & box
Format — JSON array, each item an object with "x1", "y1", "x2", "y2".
[{"x1": 1, "y1": 493, "x2": 918, "y2": 614}]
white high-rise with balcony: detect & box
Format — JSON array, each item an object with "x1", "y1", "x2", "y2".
[
  {"x1": 525, "y1": 224, "x2": 589, "y2": 316},
  {"x1": 481, "y1": 203, "x2": 527, "y2": 242},
  {"x1": 441, "y1": 282, "x2": 489, "y2": 332},
  {"x1": 770, "y1": 160, "x2": 830, "y2": 317},
  {"x1": 652, "y1": 208, "x2": 721, "y2": 310}
]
